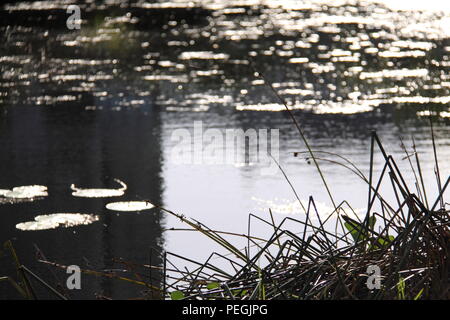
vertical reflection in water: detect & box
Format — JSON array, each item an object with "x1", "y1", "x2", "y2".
[
  {"x1": 0, "y1": 97, "x2": 164, "y2": 299},
  {"x1": 95, "y1": 98, "x2": 164, "y2": 299}
]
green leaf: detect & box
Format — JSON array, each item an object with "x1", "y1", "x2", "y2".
[
  {"x1": 206, "y1": 282, "x2": 220, "y2": 290},
  {"x1": 344, "y1": 220, "x2": 367, "y2": 243},
  {"x1": 343, "y1": 215, "x2": 377, "y2": 244},
  {"x1": 414, "y1": 288, "x2": 424, "y2": 300},
  {"x1": 231, "y1": 289, "x2": 248, "y2": 297},
  {"x1": 170, "y1": 290, "x2": 185, "y2": 300},
  {"x1": 397, "y1": 277, "x2": 406, "y2": 300},
  {"x1": 368, "y1": 216, "x2": 376, "y2": 230},
  {"x1": 377, "y1": 235, "x2": 395, "y2": 246}
]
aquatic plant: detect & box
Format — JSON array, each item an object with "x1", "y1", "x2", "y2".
[
  {"x1": 14, "y1": 127, "x2": 447, "y2": 300},
  {"x1": 151, "y1": 130, "x2": 449, "y2": 300}
]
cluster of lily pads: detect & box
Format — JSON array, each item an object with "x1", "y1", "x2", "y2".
[{"x1": 0, "y1": 179, "x2": 154, "y2": 231}]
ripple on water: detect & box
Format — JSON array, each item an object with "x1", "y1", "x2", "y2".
[
  {"x1": 2, "y1": 0, "x2": 450, "y2": 118},
  {"x1": 359, "y1": 68, "x2": 429, "y2": 80},
  {"x1": 251, "y1": 197, "x2": 364, "y2": 219},
  {"x1": 178, "y1": 51, "x2": 230, "y2": 60},
  {"x1": 235, "y1": 100, "x2": 378, "y2": 114}
]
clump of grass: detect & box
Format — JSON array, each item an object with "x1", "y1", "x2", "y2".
[
  {"x1": 150, "y1": 130, "x2": 448, "y2": 300},
  {"x1": 5, "y1": 129, "x2": 448, "y2": 300},
  {"x1": 4, "y1": 115, "x2": 447, "y2": 300},
  {"x1": 0, "y1": 241, "x2": 67, "y2": 300},
  {"x1": 145, "y1": 71, "x2": 449, "y2": 300}
]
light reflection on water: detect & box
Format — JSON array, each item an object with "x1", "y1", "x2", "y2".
[
  {"x1": 0, "y1": 0, "x2": 449, "y2": 298},
  {"x1": 16, "y1": 213, "x2": 99, "y2": 231}
]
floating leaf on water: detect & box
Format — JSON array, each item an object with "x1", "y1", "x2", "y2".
[
  {"x1": 3, "y1": 185, "x2": 48, "y2": 199},
  {"x1": 71, "y1": 179, "x2": 127, "y2": 198},
  {"x1": 16, "y1": 213, "x2": 99, "y2": 231},
  {"x1": 71, "y1": 189, "x2": 125, "y2": 198},
  {"x1": 105, "y1": 201, "x2": 154, "y2": 212}
]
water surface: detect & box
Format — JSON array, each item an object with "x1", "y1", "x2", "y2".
[{"x1": 0, "y1": 0, "x2": 449, "y2": 299}]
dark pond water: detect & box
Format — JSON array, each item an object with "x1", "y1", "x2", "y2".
[{"x1": 0, "y1": 0, "x2": 449, "y2": 299}]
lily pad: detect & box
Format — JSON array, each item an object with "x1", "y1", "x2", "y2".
[
  {"x1": 16, "y1": 213, "x2": 99, "y2": 231},
  {"x1": 105, "y1": 201, "x2": 154, "y2": 212},
  {"x1": 3, "y1": 185, "x2": 48, "y2": 199},
  {"x1": 71, "y1": 179, "x2": 127, "y2": 198}
]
